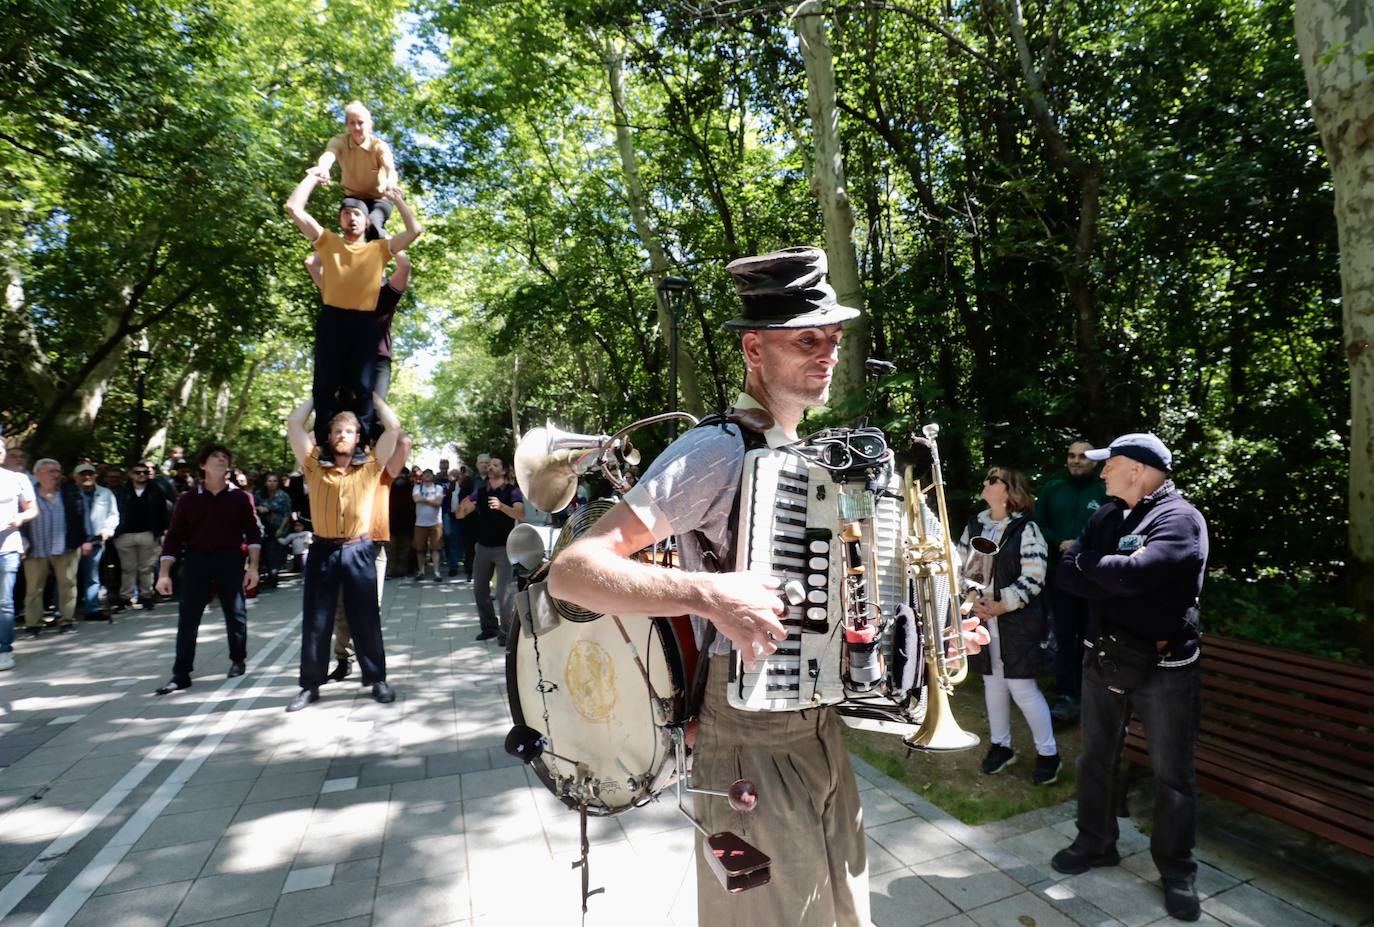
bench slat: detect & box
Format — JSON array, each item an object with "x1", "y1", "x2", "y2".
[
  {"x1": 1203, "y1": 652, "x2": 1374, "y2": 707},
  {"x1": 1198, "y1": 709, "x2": 1374, "y2": 787},
  {"x1": 1192, "y1": 775, "x2": 1374, "y2": 858},
  {"x1": 1205, "y1": 636, "x2": 1374, "y2": 688},
  {"x1": 1204, "y1": 677, "x2": 1374, "y2": 736}
]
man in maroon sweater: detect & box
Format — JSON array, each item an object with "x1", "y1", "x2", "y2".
[{"x1": 152, "y1": 444, "x2": 262, "y2": 695}]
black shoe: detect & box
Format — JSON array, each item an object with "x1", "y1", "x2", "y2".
[
  {"x1": 227, "y1": 661, "x2": 245, "y2": 678},
  {"x1": 447, "y1": 567, "x2": 458, "y2": 577},
  {"x1": 371, "y1": 681, "x2": 396, "y2": 703},
  {"x1": 1051, "y1": 843, "x2": 1121, "y2": 875},
  {"x1": 1033, "y1": 753, "x2": 1061, "y2": 785},
  {"x1": 24, "y1": 627, "x2": 40, "y2": 639},
  {"x1": 475, "y1": 629, "x2": 498, "y2": 641},
  {"x1": 497, "y1": 634, "x2": 508, "y2": 648},
  {"x1": 1163, "y1": 877, "x2": 1200, "y2": 921},
  {"x1": 141, "y1": 600, "x2": 156, "y2": 611},
  {"x1": 286, "y1": 688, "x2": 319, "y2": 712},
  {"x1": 980, "y1": 744, "x2": 1016, "y2": 774},
  {"x1": 155, "y1": 679, "x2": 191, "y2": 696},
  {"x1": 328, "y1": 657, "x2": 351, "y2": 682},
  {"x1": 57, "y1": 623, "x2": 76, "y2": 635},
  {"x1": 81, "y1": 610, "x2": 111, "y2": 622},
  {"x1": 113, "y1": 600, "x2": 130, "y2": 614}
]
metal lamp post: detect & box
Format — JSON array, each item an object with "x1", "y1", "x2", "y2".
[
  {"x1": 129, "y1": 347, "x2": 154, "y2": 465},
  {"x1": 656, "y1": 276, "x2": 691, "y2": 437}
]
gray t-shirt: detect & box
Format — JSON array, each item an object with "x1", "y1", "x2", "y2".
[
  {"x1": 623, "y1": 422, "x2": 751, "y2": 656},
  {"x1": 0, "y1": 469, "x2": 35, "y2": 556}
]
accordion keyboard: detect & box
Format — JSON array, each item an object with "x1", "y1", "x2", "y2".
[{"x1": 728, "y1": 448, "x2": 905, "y2": 712}]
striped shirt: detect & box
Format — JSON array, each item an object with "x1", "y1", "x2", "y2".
[
  {"x1": 30, "y1": 489, "x2": 67, "y2": 558},
  {"x1": 303, "y1": 455, "x2": 383, "y2": 539},
  {"x1": 958, "y1": 511, "x2": 1048, "y2": 612}
]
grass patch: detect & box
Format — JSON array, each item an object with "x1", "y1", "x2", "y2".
[{"x1": 841, "y1": 673, "x2": 1081, "y2": 826}]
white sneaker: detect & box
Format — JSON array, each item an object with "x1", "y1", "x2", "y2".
[{"x1": 0, "y1": 652, "x2": 14, "y2": 671}]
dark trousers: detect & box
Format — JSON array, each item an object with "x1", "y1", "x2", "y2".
[
  {"x1": 442, "y1": 511, "x2": 463, "y2": 572},
  {"x1": 368, "y1": 358, "x2": 392, "y2": 445},
  {"x1": 360, "y1": 198, "x2": 394, "y2": 241},
  {"x1": 312, "y1": 307, "x2": 381, "y2": 448},
  {"x1": 1052, "y1": 579, "x2": 1089, "y2": 698},
  {"x1": 1074, "y1": 654, "x2": 1201, "y2": 882},
  {"x1": 172, "y1": 550, "x2": 248, "y2": 686},
  {"x1": 300, "y1": 540, "x2": 386, "y2": 690}
]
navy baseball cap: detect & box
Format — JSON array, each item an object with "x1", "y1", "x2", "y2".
[{"x1": 1085, "y1": 433, "x2": 1173, "y2": 473}]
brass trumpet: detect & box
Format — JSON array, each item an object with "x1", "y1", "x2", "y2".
[{"x1": 901, "y1": 423, "x2": 979, "y2": 752}]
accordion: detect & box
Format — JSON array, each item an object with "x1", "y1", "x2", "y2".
[{"x1": 727, "y1": 433, "x2": 921, "y2": 714}]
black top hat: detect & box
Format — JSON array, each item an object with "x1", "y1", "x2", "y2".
[{"x1": 722, "y1": 246, "x2": 862, "y2": 330}]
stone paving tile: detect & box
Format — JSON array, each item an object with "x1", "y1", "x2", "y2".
[
  {"x1": 385, "y1": 799, "x2": 468, "y2": 843},
  {"x1": 425, "y1": 749, "x2": 492, "y2": 778},
  {"x1": 161, "y1": 779, "x2": 257, "y2": 816},
  {"x1": 913, "y1": 849, "x2": 1024, "y2": 912},
  {"x1": 457, "y1": 765, "x2": 528, "y2": 801},
  {"x1": 1043, "y1": 865, "x2": 1161, "y2": 926},
  {"x1": 868, "y1": 817, "x2": 966, "y2": 867},
  {"x1": 68, "y1": 878, "x2": 193, "y2": 927},
  {"x1": 373, "y1": 867, "x2": 472, "y2": 927},
  {"x1": 269, "y1": 860, "x2": 376, "y2": 927},
  {"x1": 870, "y1": 867, "x2": 961, "y2": 926},
  {"x1": 358, "y1": 755, "x2": 427, "y2": 787},
  {"x1": 96, "y1": 839, "x2": 218, "y2": 896},
  {"x1": 966, "y1": 890, "x2": 1082, "y2": 927},
  {"x1": 379, "y1": 829, "x2": 469, "y2": 889},
  {"x1": 1202, "y1": 882, "x2": 1331, "y2": 927},
  {"x1": 132, "y1": 805, "x2": 239, "y2": 853},
  {"x1": 244, "y1": 770, "x2": 329, "y2": 804},
  {"x1": 862, "y1": 786, "x2": 921, "y2": 828},
  {"x1": 168, "y1": 867, "x2": 289, "y2": 925}
]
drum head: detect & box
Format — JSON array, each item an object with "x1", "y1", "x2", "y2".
[{"x1": 507, "y1": 613, "x2": 691, "y2": 814}]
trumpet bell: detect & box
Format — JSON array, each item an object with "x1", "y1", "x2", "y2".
[{"x1": 513, "y1": 424, "x2": 605, "y2": 513}]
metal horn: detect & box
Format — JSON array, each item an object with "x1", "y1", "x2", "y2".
[
  {"x1": 514, "y1": 413, "x2": 700, "y2": 513},
  {"x1": 513, "y1": 423, "x2": 609, "y2": 513}
]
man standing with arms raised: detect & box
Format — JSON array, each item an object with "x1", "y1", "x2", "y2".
[
  {"x1": 152, "y1": 444, "x2": 262, "y2": 695},
  {"x1": 454, "y1": 455, "x2": 524, "y2": 645},
  {"x1": 285, "y1": 393, "x2": 400, "y2": 711}
]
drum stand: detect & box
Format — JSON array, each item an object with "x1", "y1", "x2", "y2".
[
  {"x1": 572, "y1": 805, "x2": 604, "y2": 924},
  {"x1": 669, "y1": 727, "x2": 772, "y2": 893}
]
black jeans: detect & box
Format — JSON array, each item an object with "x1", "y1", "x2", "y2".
[
  {"x1": 300, "y1": 539, "x2": 386, "y2": 690},
  {"x1": 368, "y1": 357, "x2": 392, "y2": 445},
  {"x1": 360, "y1": 198, "x2": 394, "y2": 241},
  {"x1": 1074, "y1": 653, "x2": 1201, "y2": 882},
  {"x1": 172, "y1": 550, "x2": 248, "y2": 685},
  {"x1": 312, "y1": 307, "x2": 381, "y2": 448},
  {"x1": 1052, "y1": 580, "x2": 1089, "y2": 698}
]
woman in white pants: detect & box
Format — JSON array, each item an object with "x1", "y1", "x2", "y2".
[{"x1": 960, "y1": 467, "x2": 1059, "y2": 785}]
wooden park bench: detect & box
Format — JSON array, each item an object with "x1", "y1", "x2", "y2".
[{"x1": 1121, "y1": 634, "x2": 1374, "y2": 858}]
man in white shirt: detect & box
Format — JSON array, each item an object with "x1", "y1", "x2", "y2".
[
  {"x1": 74, "y1": 463, "x2": 119, "y2": 620},
  {"x1": 411, "y1": 469, "x2": 444, "y2": 580},
  {"x1": 0, "y1": 443, "x2": 37, "y2": 670}
]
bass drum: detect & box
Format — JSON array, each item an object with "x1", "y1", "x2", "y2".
[{"x1": 507, "y1": 610, "x2": 699, "y2": 815}]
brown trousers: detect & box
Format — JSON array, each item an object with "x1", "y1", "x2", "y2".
[{"x1": 692, "y1": 655, "x2": 870, "y2": 927}]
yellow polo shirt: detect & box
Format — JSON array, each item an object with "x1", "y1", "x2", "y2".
[
  {"x1": 303, "y1": 454, "x2": 383, "y2": 539},
  {"x1": 314, "y1": 230, "x2": 389, "y2": 311},
  {"x1": 326, "y1": 133, "x2": 393, "y2": 199}
]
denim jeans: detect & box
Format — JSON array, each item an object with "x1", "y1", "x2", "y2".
[
  {"x1": 78, "y1": 541, "x2": 105, "y2": 615},
  {"x1": 0, "y1": 551, "x2": 18, "y2": 653},
  {"x1": 442, "y1": 511, "x2": 463, "y2": 573},
  {"x1": 1074, "y1": 651, "x2": 1201, "y2": 882}
]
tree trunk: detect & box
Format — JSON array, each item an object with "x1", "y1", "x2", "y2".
[
  {"x1": 601, "y1": 36, "x2": 705, "y2": 417},
  {"x1": 510, "y1": 352, "x2": 522, "y2": 441},
  {"x1": 794, "y1": 0, "x2": 869, "y2": 409},
  {"x1": 223, "y1": 357, "x2": 261, "y2": 445},
  {"x1": 1295, "y1": 2, "x2": 1374, "y2": 620}
]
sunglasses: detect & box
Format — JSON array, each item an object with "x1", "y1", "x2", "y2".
[
  {"x1": 131, "y1": 468, "x2": 149, "y2": 475},
  {"x1": 983, "y1": 475, "x2": 1004, "y2": 486}
]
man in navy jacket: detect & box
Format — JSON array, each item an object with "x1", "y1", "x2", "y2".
[{"x1": 1050, "y1": 433, "x2": 1209, "y2": 923}]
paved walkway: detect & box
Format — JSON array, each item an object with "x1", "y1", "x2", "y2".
[{"x1": 0, "y1": 576, "x2": 1366, "y2": 927}]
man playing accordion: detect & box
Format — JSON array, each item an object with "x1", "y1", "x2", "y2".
[{"x1": 549, "y1": 246, "x2": 873, "y2": 927}]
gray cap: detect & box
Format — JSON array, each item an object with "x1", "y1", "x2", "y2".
[{"x1": 1085, "y1": 433, "x2": 1173, "y2": 473}]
